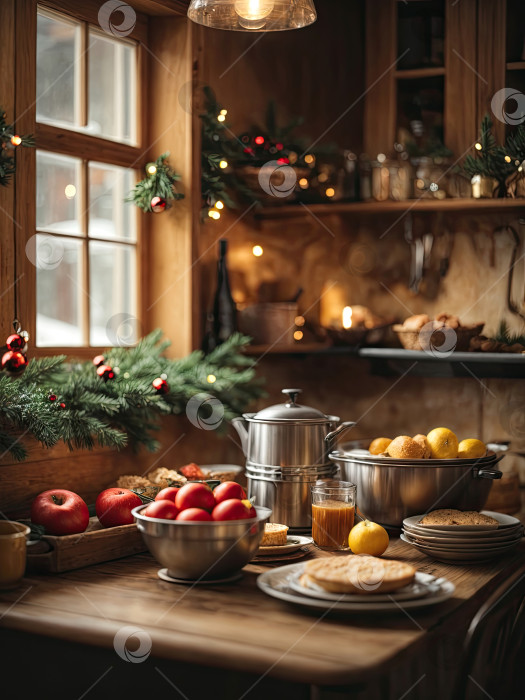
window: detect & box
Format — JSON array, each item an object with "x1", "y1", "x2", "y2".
[{"x1": 35, "y1": 6, "x2": 141, "y2": 347}]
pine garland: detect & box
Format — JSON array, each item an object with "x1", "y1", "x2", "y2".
[
  {"x1": 0, "y1": 330, "x2": 264, "y2": 461},
  {"x1": 0, "y1": 108, "x2": 34, "y2": 187},
  {"x1": 126, "y1": 152, "x2": 184, "y2": 212}
]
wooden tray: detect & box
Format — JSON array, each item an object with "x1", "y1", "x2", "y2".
[{"x1": 25, "y1": 517, "x2": 147, "y2": 573}]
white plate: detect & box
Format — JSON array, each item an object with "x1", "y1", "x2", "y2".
[
  {"x1": 403, "y1": 530, "x2": 523, "y2": 547},
  {"x1": 403, "y1": 522, "x2": 523, "y2": 540},
  {"x1": 257, "y1": 563, "x2": 455, "y2": 613},
  {"x1": 403, "y1": 511, "x2": 521, "y2": 533},
  {"x1": 401, "y1": 532, "x2": 520, "y2": 553},
  {"x1": 258, "y1": 535, "x2": 313, "y2": 555},
  {"x1": 288, "y1": 570, "x2": 440, "y2": 603},
  {"x1": 400, "y1": 533, "x2": 519, "y2": 562},
  {"x1": 200, "y1": 464, "x2": 244, "y2": 475}
]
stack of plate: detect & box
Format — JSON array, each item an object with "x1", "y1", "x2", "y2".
[
  {"x1": 401, "y1": 510, "x2": 524, "y2": 563},
  {"x1": 251, "y1": 535, "x2": 313, "y2": 563}
]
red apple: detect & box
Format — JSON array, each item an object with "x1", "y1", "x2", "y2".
[
  {"x1": 96, "y1": 488, "x2": 143, "y2": 527},
  {"x1": 212, "y1": 498, "x2": 252, "y2": 521},
  {"x1": 242, "y1": 499, "x2": 257, "y2": 518},
  {"x1": 155, "y1": 486, "x2": 180, "y2": 502},
  {"x1": 176, "y1": 508, "x2": 213, "y2": 522},
  {"x1": 31, "y1": 489, "x2": 89, "y2": 535},
  {"x1": 213, "y1": 481, "x2": 247, "y2": 504},
  {"x1": 143, "y1": 499, "x2": 179, "y2": 520},
  {"x1": 175, "y1": 483, "x2": 215, "y2": 513}
]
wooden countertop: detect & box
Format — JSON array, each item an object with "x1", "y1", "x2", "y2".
[{"x1": 1, "y1": 538, "x2": 524, "y2": 687}]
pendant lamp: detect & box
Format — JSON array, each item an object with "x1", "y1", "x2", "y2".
[{"x1": 187, "y1": 0, "x2": 317, "y2": 32}]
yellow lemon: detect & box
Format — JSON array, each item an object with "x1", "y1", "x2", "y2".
[
  {"x1": 426, "y1": 427, "x2": 459, "y2": 459},
  {"x1": 348, "y1": 520, "x2": 389, "y2": 556},
  {"x1": 458, "y1": 438, "x2": 487, "y2": 459},
  {"x1": 368, "y1": 437, "x2": 392, "y2": 455}
]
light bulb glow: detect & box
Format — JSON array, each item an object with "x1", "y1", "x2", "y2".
[
  {"x1": 293, "y1": 330, "x2": 303, "y2": 341},
  {"x1": 146, "y1": 162, "x2": 157, "y2": 175},
  {"x1": 208, "y1": 209, "x2": 221, "y2": 219},
  {"x1": 10, "y1": 135, "x2": 22, "y2": 146},
  {"x1": 220, "y1": 109, "x2": 228, "y2": 116},
  {"x1": 304, "y1": 154, "x2": 315, "y2": 164},
  {"x1": 217, "y1": 114, "x2": 226, "y2": 122},
  {"x1": 219, "y1": 160, "x2": 228, "y2": 169},
  {"x1": 475, "y1": 142, "x2": 482, "y2": 151},
  {"x1": 252, "y1": 245, "x2": 263, "y2": 257},
  {"x1": 299, "y1": 178, "x2": 309, "y2": 188},
  {"x1": 207, "y1": 374, "x2": 216, "y2": 383},
  {"x1": 294, "y1": 315, "x2": 305, "y2": 327},
  {"x1": 234, "y1": 0, "x2": 275, "y2": 29},
  {"x1": 64, "y1": 184, "x2": 77, "y2": 199},
  {"x1": 504, "y1": 155, "x2": 512, "y2": 163},
  {"x1": 342, "y1": 306, "x2": 353, "y2": 330},
  {"x1": 215, "y1": 200, "x2": 224, "y2": 209},
  {"x1": 325, "y1": 187, "x2": 335, "y2": 198}
]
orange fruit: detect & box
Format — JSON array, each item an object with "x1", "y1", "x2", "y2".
[
  {"x1": 412, "y1": 434, "x2": 431, "y2": 458},
  {"x1": 369, "y1": 437, "x2": 392, "y2": 455},
  {"x1": 387, "y1": 436, "x2": 424, "y2": 459},
  {"x1": 426, "y1": 427, "x2": 459, "y2": 459},
  {"x1": 348, "y1": 520, "x2": 389, "y2": 556},
  {"x1": 457, "y1": 438, "x2": 486, "y2": 459}
]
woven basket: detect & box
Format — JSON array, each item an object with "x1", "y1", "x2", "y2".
[{"x1": 393, "y1": 324, "x2": 484, "y2": 352}]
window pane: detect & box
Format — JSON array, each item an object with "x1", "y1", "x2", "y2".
[
  {"x1": 89, "y1": 163, "x2": 137, "y2": 241},
  {"x1": 37, "y1": 10, "x2": 80, "y2": 128},
  {"x1": 89, "y1": 242, "x2": 137, "y2": 346},
  {"x1": 36, "y1": 235, "x2": 84, "y2": 346},
  {"x1": 88, "y1": 30, "x2": 136, "y2": 144},
  {"x1": 36, "y1": 151, "x2": 82, "y2": 235}
]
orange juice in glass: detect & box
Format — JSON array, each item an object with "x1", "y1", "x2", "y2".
[{"x1": 311, "y1": 481, "x2": 356, "y2": 550}]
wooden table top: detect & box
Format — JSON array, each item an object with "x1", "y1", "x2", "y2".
[{"x1": 1, "y1": 538, "x2": 524, "y2": 686}]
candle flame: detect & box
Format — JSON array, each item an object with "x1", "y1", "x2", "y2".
[{"x1": 342, "y1": 306, "x2": 353, "y2": 329}]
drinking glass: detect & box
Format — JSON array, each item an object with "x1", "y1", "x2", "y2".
[{"x1": 311, "y1": 481, "x2": 356, "y2": 550}]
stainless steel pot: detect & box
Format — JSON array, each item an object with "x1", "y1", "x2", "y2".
[
  {"x1": 330, "y1": 440, "x2": 504, "y2": 527},
  {"x1": 246, "y1": 462, "x2": 338, "y2": 532},
  {"x1": 232, "y1": 388, "x2": 355, "y2": 468}
]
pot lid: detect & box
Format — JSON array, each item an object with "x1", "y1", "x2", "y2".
[{"x1": 252, "y1": 389, "x2": 329, "y2": 421}]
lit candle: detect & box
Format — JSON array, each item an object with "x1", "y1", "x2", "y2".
[{"x1": 342, "y1": 306, "x2": 353, "y2": 329}]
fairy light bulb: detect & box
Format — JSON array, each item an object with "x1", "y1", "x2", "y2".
[
  {"x1": 220, "y1": 109, "x2": 228, "y2": 116},
  {"x1": 64, "y1": 184, "x2": 77, "y2": 199},
  {"x1": 219, "y1": 160, "x2": 228, "y2": 169},
  {"x1": 10, "y1": 135, "x2": 22, "y2": 146},
  {"x1": 215, "y1": 200, "x2": 224, "y2": 209},
  {"x1": 504, "y1": 155, "x2": 512, "y2": 163},
  {"x1": 234, "y1": 0, "x2": 274, "y2": 29},
  {"x1": 304, "y1": 154, "x2": 315, "y2": 164},
  {"x1": 294, "y1": 316, "x2": 305, "y2": 327},
  {"x1": 342, "y1": 306, "x2": 353, "y2": 329},
  {"x1": 298, "y1": 178, "x2": 309, "y2": 189},
  {"x1": 252, "y1": 245, "x2": 263, "y2": 257},
  {"x1": 475, "y1": 142, "x2": 482, "y2": 151},
  {"x1": 217, "y1": 114, "x2": 226, "y2": 122},
  {"x1": 146, "y1": 162, "x2": 157, "y2": 175},
  {"x1": 208, "y1": 209, "x2": 221, "y2": 220},
  {"x1": 207, "y1": 374, "x2": 216, "y2": 383},
  {"x1": 293, "y1": 330, "x2": 303, "y2": 341},
  {"x1": 325, "y1": 187, "x2": 335, "y2": 198}
]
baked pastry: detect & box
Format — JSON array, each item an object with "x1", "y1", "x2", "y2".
[
  {"x1": 412, "y1": 434, "x2": 431, "y2": 459},
  {"x1": 261, "y1": 523, "x2": 289, "y2": 546},
  {"x1": 419, "y1": 509, "x2": 499, "y2": 527},
  {"x1": 387, "y1": 436, "x2": 425, "y2": 459},
  {"x1": 369, "y1": 437, "x2": 392, "y2": 455},
  {"x1": 147, "y1": 467, "x2": 187, "y2": 489},
  {"x1": 304, "y1": 555, "x2": 415, "y2": 594}
]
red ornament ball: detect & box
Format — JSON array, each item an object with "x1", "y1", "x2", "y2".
[
  {"x1": 151, "y1": 196, "x2": 167, "y2": 213},
  {"x1": 59, "y1": 402, "x2": 66, "y2": 409},
  {"x1": 1, "y1": 350, "x2": 27, "y2": 375},
  {"x1": 152, "y1": 377, "x2": 169, "y2": 394},
  {"x1": 93, "y1": 354, "x2": 105, "y2": 367},
  {"x1": 97, "y1": 364, "x2": 115, "y2": 381},
  {"x1": 6, "y1": 333, "x2": 24, "y2": 351},
  {"x1": 49, "y1": 394, "x2": 57, "y2": 402}
]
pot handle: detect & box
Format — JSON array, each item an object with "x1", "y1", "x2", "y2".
[
  {"x1": 325, "y1": 421, "x2": 356, "y2": 444},
  {"x1": 477, "y1": 468, "x2": 503, "y2": 480}
]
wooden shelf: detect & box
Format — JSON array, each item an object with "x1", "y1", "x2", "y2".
[
  {"x1": 255, "y1": 198, "x2": 525, "y2": 221},
  {"x1": 394, "y1": 66, "x2": 445, "y2": 79},
  {"x1": 243, "y1": 345, "x2": 525, "y2": 378},
  {"x1": 506, "y1": 61, "x2": 525, "y2": 71}
]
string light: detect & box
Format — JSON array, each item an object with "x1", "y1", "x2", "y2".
[
  {"x1": 219, "y1": 160, "x2": 228, "y2": 169},
  {"x1": 208, "y1": 209, "x2": 221, "y2": 220},
  {"x1": 252, "y1": 245, "x2": 263, "y2": 257},
  {"x1": 215, "y1": 200, "x2": 224, "y2": 209},
  {"x1": 10, "y1": 135, "x2": 22, "y2": 146},
  {"x1": 217, "y1": 114, "x2": 226, "y2": 122},
  {"x1": 293, "y1": 330, "x2": 304, "y2": 341},
  {"x1": 64, "y1": 184, "x2": 77, "y2": 199},
  {"x1": 377, "y1": 153, "x2": 386, "y2": 163},
  {"x1": 254, "y1": 136, "x2": 264, "y2": 145},
  {"x1": 304, "y1": 154, "x2": 315, "y2": 164},
  {"x1": 146, "y1": 162, "x2": 157, "y2": 175},
  {"x1": 294, "y1": 316, "x2": 305, "y2": 327},
  {"x1": 298, "y1": 178, "x2": 309, "y2": 189},
  {"x1": 325, "y1": 187, "x2": 335, "y2": 198},
  {"x1": 207, "y1": 374, "x2": 216, "y2": 383},
  {"x1": 504, "y1": 155, "x2": 512, "y2": 163},
  {"x1": 475, "y1": 142, "x2": 482, "y2": 151},
  {"x1": 220, "y1": 109, "x2": 227, "y2": 116}
]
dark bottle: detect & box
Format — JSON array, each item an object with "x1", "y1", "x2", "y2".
[{"x1": 203, "y1": 239, "x2": 236, "y2": 352}]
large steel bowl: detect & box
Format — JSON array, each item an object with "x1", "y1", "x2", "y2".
[
  {"x1": 329, "y1": 440, "x2": 503, "y2": 528},
  {"x1": 132, "y1": 504, "x2": 272, "y2": 580}
]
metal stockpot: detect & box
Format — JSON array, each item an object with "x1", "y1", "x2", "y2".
[
  {"x1": 246, "y1": 462, "x2": 338, "y2": 532},
  {"x1": 330, "y1": 440, "x2": 504, "y2": 528},
  {"x1": 232, "y1": 388, "x2": 355, "y2": 468}
]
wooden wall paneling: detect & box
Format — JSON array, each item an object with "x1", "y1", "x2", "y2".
[
  {"x1": 146, "y1": 16, "x2": 194, "y2": 358},
  {"x1": 0, "y1": 0, "x2": 16, "y2": 340},
  {"x1": 191, "y1": 23, "x2": 204, "y2": 350},
  {"x1": 363, "y1": 0, "x2": 396, "y2": 155},
  {"x1": 444, "y1": 0, "x2": 479, "y2": 159},
  {"x1": 476, "y1": 0, "x2": 507, "y2": 145}
]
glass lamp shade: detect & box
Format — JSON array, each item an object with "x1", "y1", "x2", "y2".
[{"x1": 187, "y1": 0, "x2": 317, "y2": 32}]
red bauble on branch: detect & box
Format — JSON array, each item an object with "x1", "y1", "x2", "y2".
[
  {"x1": 1, "y1": 350, "x2": 28, "y2": 376},
  {"x1": 6, "y1": 334, "x2": 24, "y2": 351},
  {"x1": 152, "y1": 377, "x2": 169, "y2": 394},
  {"x1": 151, "y1": 196, "x2": 167, "y2": 213},
  {"x1": 92, "y1": 354, "x2": 105, "y2": 367},
  {"x1": 97, "y1": 364, "x2": 115, "y2": 381}
]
